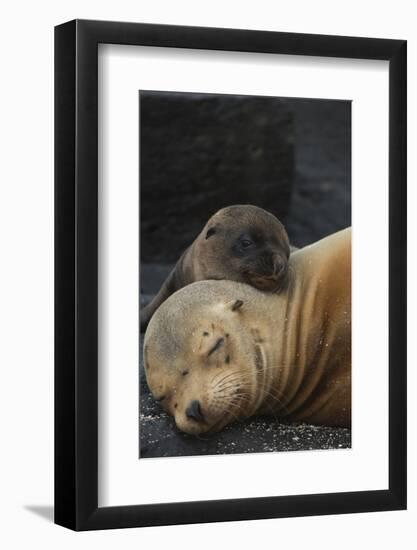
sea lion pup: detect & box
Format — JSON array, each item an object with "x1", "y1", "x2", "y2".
[
  {"x1": 140, "y1": 205, "x2": 291, "y2": 332},
  {"x1": 143, "y1": 227, "x2": 351, "y2": 435}
]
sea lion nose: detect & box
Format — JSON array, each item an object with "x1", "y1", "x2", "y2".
[
  {"x1": 273, "y1": 257, "x2": 287, "y2": 277},
  {"x1": 185, "y1": 400, "x2": 204, "y2": 422}
]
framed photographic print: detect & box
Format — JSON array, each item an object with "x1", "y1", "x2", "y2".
[{"x1": 55, "y1": 20, "x2": 407, "y2": 530}]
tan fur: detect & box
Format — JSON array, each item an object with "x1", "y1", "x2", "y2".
[
  {"x1": 140, "y1": 205, "x2": 290, "y2": 331},
  {"x1": 144, "y1": 228, "x2": 351, "y2": 434}
]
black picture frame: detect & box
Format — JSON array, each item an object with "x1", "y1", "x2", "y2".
[{"x1": 55, "y1": 19, "x2": 407, "y2": 531}]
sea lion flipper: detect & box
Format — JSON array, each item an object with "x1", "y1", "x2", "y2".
[
  {"x1": 140, "y1": 267, "x2": 177, "y2": 332},
  {"x1": 140, "y1": 250, "x2": 190, "y2": 332}
]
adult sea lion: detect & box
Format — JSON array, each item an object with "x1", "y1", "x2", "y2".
[
  {"x1": 143, "y1": 227, "x2": 351, "y2": 434},
  {"x1": 140, "y1": 205, "x2": 291, "y2": 332}
]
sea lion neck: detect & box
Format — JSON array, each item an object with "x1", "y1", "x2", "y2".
[
  {"x1": 250, "y1": 272, "x2": 300, "y2": 416},
  {"x1": 264, "y1": 250, "x2": 321, "y2": 415},
  {"x1": 258, "y1": 229, "x2": 351, "y2": 423}
]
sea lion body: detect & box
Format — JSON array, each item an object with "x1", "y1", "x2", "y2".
[
  {"x1": 140, "y1": 205, "x2": 291, "y2": 331},
  {"x1": 144, "y1": 228, "x2": 351, "y2": 434}
]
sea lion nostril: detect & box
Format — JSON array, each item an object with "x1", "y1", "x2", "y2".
[
  {"x1": 185, "y1": 400, "x2": 204, "y2": 422},
  {"x1": 274, "y1": 259, "x2": 286, "y2": 276}
]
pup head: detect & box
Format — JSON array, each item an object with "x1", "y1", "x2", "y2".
[{"x1": 197, "y1": 205, "x2": 290, "y2": 292}]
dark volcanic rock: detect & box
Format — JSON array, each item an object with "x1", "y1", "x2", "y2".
[
  {"x1": 140, "y1": 91, "x2": 294, "y2": 263},
  {"x1": 284, "y1": 98, "x2": 351, "y2": 247}
]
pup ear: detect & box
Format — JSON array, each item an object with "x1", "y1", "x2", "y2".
[{"x1": 230, "y1": 299, "x2": 244, "y2": 312}]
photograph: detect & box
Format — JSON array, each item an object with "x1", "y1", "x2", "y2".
[
  {"x1": 139, "y1": 91, "x2": 352, "y2": 458},
  {"x1": 0, "y1": 1, "x2": 410, "y2": 541}
]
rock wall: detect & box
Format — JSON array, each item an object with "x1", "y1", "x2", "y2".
[{"x1": 140, "y1": 91, "x2": 294, "y2": 262}]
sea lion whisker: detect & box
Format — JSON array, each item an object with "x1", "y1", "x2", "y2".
[
  {"x1": 214, "y1": 380, "x2": 254, "y2": 394},
  {"x1": 212, "y1": 393, "x2": 252, "y2": 414},
  {"x1": 212, "y1": 371, "x2": 243, "y2": 388},
  {"x1": 210, "y1": 369, "x2": 234, "y2": 386},
  {"x1": 222, "y1": 392, "x2": 252, "y2": 404},
  {"x1": 213, "y1": 381, "x2": 241, "y2": 394},
  {"x1": 214, "y1": 375, "x2": 246, "y2": 388},
  {"x1": 213, "y1": 392, "x2": 251, "y2": 409},
  {"x1": 212, "y1": 370, "x2": 239, "y2": 384},
  {"x1": 215, "y1": 377, "x2": 254, "y2": 388},
  {"x1": 213, "y1": 388, "x2": 249, "y2": 402},
  {"x1": 226, "y1": 408, "x2": 242, "y2": 423},
  {"x1": 223, "y1": 397, "x2": 248, "y2": 418},
  {"x1": 217, "y1": 370, "x2": 253, "y2": 383},
  {"x1": 213, "y1": 379, "x2": 255, "y2": 392},
  {"x1": 261, "y1": 389, "x2": 291, "y2": 414}
]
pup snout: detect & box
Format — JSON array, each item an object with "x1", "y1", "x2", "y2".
[{"x1": 273, "y1": 257, "x2": 288, "y2": 277}]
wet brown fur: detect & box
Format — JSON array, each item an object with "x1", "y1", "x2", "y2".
[
  {"x1": 140, "y1": 205, "x2": 291, "y2": 332},
  {"x1": 144, "y1": 228, "x2": 351, "y2": 434}
]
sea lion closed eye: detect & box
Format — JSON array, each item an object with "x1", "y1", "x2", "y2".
[
  {"x1": 144, "y1": 228, "x2": 351, "y2": 435},
  {"x1": 140, "y1": 204, "x2": 291, "y2": 332}
]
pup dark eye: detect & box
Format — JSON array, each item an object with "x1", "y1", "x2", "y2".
[
  {"x1": 241, "y1": 239, "x2": 253, "y2": 248},
  {"x1": 205, "y1": 228, "x2": 216, "y2": 239}
]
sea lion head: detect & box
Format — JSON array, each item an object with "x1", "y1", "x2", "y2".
[
  {"x1": 196, "y1": 205, "x2": 290, "y2": 292},
  {"x1": 144, "y1": 280, "x2": 271, "y2": 435}
]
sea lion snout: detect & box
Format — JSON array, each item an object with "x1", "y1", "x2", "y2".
[
  {"x1": 247, "y1": 253, "x2": 289, "y2": 292},
  {"x1": 273, "y1": 254, "x2": 288, "y2": 275},
  {"x1": 185, "y1": 399, "x2": 205, "y2": 422}
]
